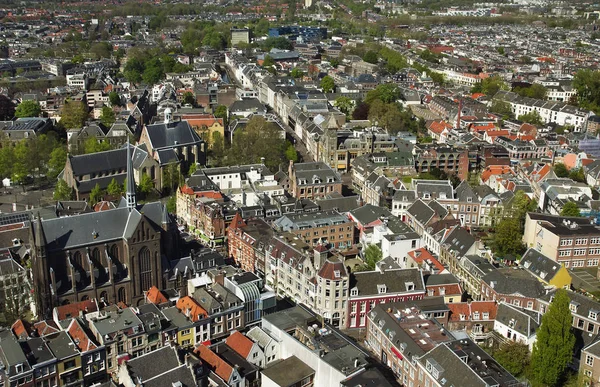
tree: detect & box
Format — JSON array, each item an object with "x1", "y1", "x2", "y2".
[
  {"x1": 214, "y1": 105, "x2": 228, "y2": 127},
  {"x1": 107, "y1": 178, "x2": 122, "y2": 197},
  {"x1": 492, "y1": 218, "x2": 525, "y2": 256},
  {"x1": 334, "y1": 96, "x2": 354, "y2": 116},
  {"x1": 561, "y1": 201, "x2": 581, "y2": 217},
  {"x1": 285, "y1": 143, "x2": 298, "y2": 162},
  {"x1": 0, "y1": 95, "x2": 15, "y2": 120},
  {"x1": 53, "y1": 179, "x2": 74, "y2": 201},
  {"x1": 209, "y1": 132, "x2": 225, "y2": 166},
  {"x1": 472, "y1": 75, "x2": 509, "y2": 97},
  {"x1": 290, "y1": 68, "x2": 304, "y2": 79},
  {"x1": 518, "y1": 110, "x2": 543, "y2": 126},
  {"x1": 573, "y1": 69, "x2": 600, "y2": 114},
  {"x1": 84, "y1": 138, "x2": 112, "y2": 154},
  {"x1": 11, "y1": 140, "x2": 31, "y2": 188},
  {"x1": 490, "y1": 99, "x2": 513, "y2": 119},
  {"x1": 320, "y1": 76, "x2": 335, "y2": 93},
  {"x1": 569, "y1": 167, "x2": 586, "y2": 183},
  {"x1": 364, "y1": 244, "x2": 382, "y2": 270},
  {"x1": 166, "y1": 195, "x2": 177, "y2": 214},
  {"x1": 183, "y1": 92, "x2": 196, "y2": 106},
  {"x1": 262, "y1": 55, "x2": 275, "y2": 68},
  {"x1": 554, "y1": 163, "x2": 569, "y2": 178},
  {"x1": 514, "y1": 83, "x2": 548, "y2": 100},
  {"x1": 89, "y1": 183, "x2": 103, "y2": 205},
  {"x1": 108, "y1": 91, "x2": 121, "y2": 107},
  {"x1": 137, "y1": 173, "x2": 154, "y2": 196},
  {"x1": 47, "y1": 147, "x2": 67, "y2": 180},
  {"x1": 352, "y1": 101, "x2": 370, "y2": 120},
  {"x1": 493, "y1": 342, "x2": 530, "y2": 377},
  {"x1": 15, "y1": 100, "x2": 41, "y2": 118},
  {"x1": 227, "y1": 116, "x2": 287, "y2": 171},
  {"x1": 368, "y1": 99, "x2": 389, "y2": 123},
  {"x1": 0, "y1": 141, "x2": 14, "y2": 178},
  {"x1": 188, "y1": 163, "x2": 198, "y2": 176},
  {"x1": 100, "y1": 106, "x2": 116, "y2": 127},
  {"x1": 530, "y1": 289, "x2": 576, "y2": 387},
  {"x1": 362, "y1": 50, "x2": 378, "y2": 64},
  {"x1": 60, "y1": 100, "x2": 89, "y2": 129},
  {"x1": 366, "y1": 84, "x2": 400, "y2": 104}
]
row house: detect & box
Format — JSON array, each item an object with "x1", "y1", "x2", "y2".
[
  {"x1": 480, "y1": 268, "x2": 546, "y2": 309},
  {"x1": 365, "y1": 299, "x2": 451, "y2": 385},
  {"x1": 227, "y1": 214, "x2": 273, "y2": 276},
  {"x1": 452, "y1": 255, "x2": 495, "y2": 301},
  {"x1": 579, "y1": 336, "x2": 600, "y2": 386},
  {"x1": 493, "y1": 90, "x2": 591, "y2": 132},
  {"x1": 538, "y1": 289, "x2": 600, "y2": 337},
  {"x1": 539, "y1": 178, "x2": 592, "y2": 215},
  {"x1": 494, "y1": 302, "x2": 540, "y2": 350},
  {"x1": 447, "y1": 301, "x2": 497, "y2": 342},
  {"x1": 438, "y1": 226, "x2": 478, "y2": 270},
  {"x1": 523, "y1": 212, "x2": 600, "y2": 269},
  {"x1": 494, "y1": 136, "x2": 548, "y2": 163},
  {"x1": 347, "y1": 268, "x2": 425, "y2": 328},
  {"x1": 413, "y1": 145, "x2": 469, "y2": 181},
  {"x1": 288, "y1": 161, "x2": 343, "y2": 200},
  {"x1": 272, "y1": 210, "x2": 355, "y2": 250},
  {"x1": 423, "y1": 273, "x2": 462, "y2": 303},
  {"x1": 266, "y1": 235, "x2": 349, "y2": 328}
]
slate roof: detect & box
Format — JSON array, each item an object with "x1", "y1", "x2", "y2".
[
  {"x1": 496, "y1": 302, "x2": 540, "y2": 337},
  {"x1": 442, "y1": 227, "x2": 476, "y2": 257},
  {"x1": 318, "y1": 257, "x2": 348, "y2": 281},
  {"x1": 124, "y1": 346, "x2": 193, "y2": 387},
  {"x1": 540, "y1": 289, "x2": 600, "y2": 319},
  {"x1": 520, "y1": 248, "x2": 563, "y2": 283},
  {"x1": 406, "y1": 199, "x2": 435, "y2": 226},
  {"x1": 482, "y1": 269, "x2": 546, "y2": 298},
  {"x1": 41, "y1": 202, "x2": 166, "y2": 252},
  {"x1": 145, "y1": 120, "x2": 203, "y2": 149},
  {"x1": 349, "y1": 204, "x2": 393, "y2": 226},
  {"x1": 351, "y1": 268, "x2": 424, "y2": 297}
]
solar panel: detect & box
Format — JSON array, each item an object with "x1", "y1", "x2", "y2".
[{"x1": 0, "y1": 212, "x2": 30, "y2": 226}]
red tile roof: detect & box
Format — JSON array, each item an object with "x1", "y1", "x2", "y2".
[
  {"x1": 448, "y1": 301, "x2": 497, "y2": 322},
  {"x1": 480, "y1": 166, "x2": 515, "y2": 183},
  {"x1": 146, "y1": 286, "x2": 168, "y2": 304},
  {"x1": 66, "y1": 319, "x2": 98, "y2": 352},
  {"x1": 33, "y1": 320, "x2": 60, "y2": 337},
  {"x1": 11, "y1": 319, "x2": 32, "y2": 340},
  {"x1": 408, "y1": 248, "x2": 445, "y2": 273},
  {"x1": 195, "y1": 345, "x2": 233, "y2": 382},
  {"x1": 54, "y1": 299, "x2": 98, "y2": 321},
  {"x1": 225, "y1": 331, "x2": 254, "y2": 358},
  {"x1": 229, "y1": 212, "x2": 246, "y2": 230},
  {"x1": 317, "y1": 258, "x2": 347, "y2": 281},
  {"x1": 176, "y1": 296, "x2": 208, "y2": 322}
]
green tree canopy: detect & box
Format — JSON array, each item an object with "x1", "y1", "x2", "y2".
[
  {"x1": 320, "y1": 76, "x2": 335, "y2": 93},
  {"x1": 166, "y1": 195, "x2": 177, "y2": 214},
  {"x1": 365, "y1": 84, "x2": 400, "y2": 104},
  {"x1": 554, "y1": 163, "x2": 569, "y2": 178},
  {"x1": 490, "y1": 99, "x2": 513, "y2": 119},
  {"x1": 47, "y1": 147, "x2": 67, "y2": 180},
  {"x1": 290, "y1": 68, "x2": 304, "y2": 79},
  {"x1": 573, "y1": 69, "x2": 600, "y2": 114},
  {"x1": 89, "y1": 183, "x2": 103, "y2": 205},
  {"x1": 107, "y1": 177, "x2": 123, "y2": 197},
  {"x1": 334, "y1": 96, "x2": 354, "y2": 116},
  {"x1": 513, "y1": 83, "x2": 548, "y2": 100},
  {"x1": 362, "y1": 50, "x2": 378, "y2": 64},
  {"x1": 84, "y1": 138, "x2": 113, "y2": 154},
  {"x1": 100, "y1": 106, "x2": 116, "y2": 127},
  {"x1": 560, "y1": 201, "x2": 581, "y2": 217},
  {"x1": 492, "y1": 342, "x2": 530, "y2": 377},
  {"x1": 285, "y1": 143, "x2": 298, "y2": 163},
  {"x1": 108, "y1": 91, "x2": 121, "y2": 107},
  {"x1": 530, "y1": 289, "x2": 576, "y2": 387},
  {"x1": 472, "y1": 75, "x2": 509, "y2": 97},
  {"x1": 53, "y1": 179, "x2": 74, "y2": 201},
  {"x1": 569, "y1": 167, "x2": 586, "y2": 183},
  {"x1": 364, "y1": 244, "x2": 382, "y2": 270},
  {"x1": 60, "y1": 100, "x2": 88, "y2": 129},
  {"x1": 518, "y1": 110, "x2": 543, "y2": 126},
  {"x1": 227, "y1": 116, "x2": 287, "y2": 171},
  {"x1": 138, "y1": 173, "x2": 154, "y2": 196},
  {"x1": 492, "y1": 218, "x2": 525, "y2": 257},
  {"x1": 15, "y1": 100, "x2": 41, "y2": 118}
]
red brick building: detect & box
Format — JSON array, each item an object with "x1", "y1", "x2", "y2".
[{"x1": 227, "y1": 214, "x2": 273, "y2": 276}]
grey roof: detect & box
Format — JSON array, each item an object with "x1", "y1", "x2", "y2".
[
  {"x1": 20, "y1": 337, "x2": 55, "y2": 366},
  {"x1": 245, "y1": 326, "x2": 275, "y2": 351},
  {"x1": 540, "y1": 289, "x2": 600, "y2": 320},
  {"x1": 423, "y1": 273, "x2": 460, "y2": 286},
  {"x1": 496, "y1": 302, "x2": 540, "y2": 337},
  {"x1": 161, "y1": 306, "x2": 193, "y2": 329},
  {"x1": 44, "y1": 331, "x2": 78, "y2": 359},
  {"x1": 413, "y1": 179, "x2": 454, "y2": 200},
  {"x1": 145, "y1": 120, "x2": 203, "y2": 149},
  {"x1": 90, "y1": 307, "x2": 144, "y2": 337},
  {"x1": 315, "y1": 194, "x2": 360, "y2": 213},
  {"x1": 0, "y1": 329, "x2": 30, "y2": 376},
  {"x1": 393, "y1": 190, "x2": 416, "y2": 202},
  {"x1": 41, "y1": 202, "x2": 166, "y2": 252},
  {"x1": 292, "y1": 162, "x2": 341, "y2": 185},
  {"x1": 419, "y1": 339, "x2": 519, "y2": 387},
  {"x1": 406, "y1": 199, "x2": 436, "y2": 226},
  {"x1": 124, "y1": 346, "x2": 184, "y2": 385},
  {"x1": 442, "y1": 227, "x2": 476, "y2": 257},
  {"x1": 349, "y1": 204, "x2": 393, "y2": 225},
  {"x1": 455, "y1": 181, "x2": 478, "y2": 202},
  {"x1": 520, "y1": 248, "x2": 563, "y2": 283},
  {"x1": 229, "y1": 98, "x2": 267, "y2": 113},
  {"x1": 262, "y1": 356, "x2": 314, "y2": 385},
  {"x1": 482, "y1": 269, "x2": 546, "y2": 298},
  {"x1": 273, "y1": 210, "x2": 349, "y2": 231},
  {"x1": 351, "y1": 268, "x2": 424, "y2": 296},
  {"x1": 341, "y1": 367, "x2": 396, "y2": 387}
]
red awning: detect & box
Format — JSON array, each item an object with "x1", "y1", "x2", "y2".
[
  {"x1": 117, "y1": 354, "x2": 130, "y2": 365},
  {"x1": 202, "y1": 340, "x2": 211, "y2": 346},
  {"x1": 391, "y1": 347, "x2": 403, "y2": 359}
]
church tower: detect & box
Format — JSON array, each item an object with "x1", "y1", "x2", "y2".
[
  {"x1": 32, "y1": 213, "x2": 51, "y2": 318},
  {"x1": 126, "y1": 140, "x2": 137, "y2": 210}
]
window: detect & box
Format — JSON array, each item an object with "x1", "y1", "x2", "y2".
[
  {"x1": 560, "y1": 239, "x2": 573, "y2": 246},
  {"x1": 589, "y1": 323, "x2": 595, "y2": 333},
  {"x1": 587, "y1": 355, "x2": 594, "y2": 366},
  {"x1": 590, "y1": 311, "x2": 598, "y2": 320},
  {"x1": 138, "y1": 247, "x2": 152, "y2": 294},
  {"x1": 574, "y1": 249, "x2": 587, "y2": 256},
  {"x1": 576, "y1": 238, "x2": 588, "y2": 245},
  {"x1": 559, "y1": 250, "x2": 571, "y2": 257}
]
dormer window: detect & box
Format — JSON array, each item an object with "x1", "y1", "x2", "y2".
[
  {"x1": 327, "y1": 177, "x2": 334, "y2": 183},
  {"x1": 351, "y1": 288, "x2": 358, "y2": 296},
  {"x1": 570, "y1": 301, "x2": 579, "y2": 313},
  {"x1": 377, "y1": 284, "x2": 387, "y2": 294},
  {"x1": 405, "y1": 282, "x2": 414, "y2": 291},
  {"x1": 459, "y1": 314, "x2": 466, "y2": 321},
  {"x1": 482, "y1": 312, "x2": 489, "y2": 320},
  {"x1": 473, "y1": 312, "x2": 480, "y2": 320},
  {"x1": 423, "y1": 193, "x2": 431, "y2": 200},
  {"x1": 334, "y1": 270, "x2": 341, "y2": 278},
  {"x1": 590, "y1": 310, "x2": 599, "y2": 320},
  {"x1": 467, "y1": 197, "x2": 472, "y2": 203},
  {"x1": 439, "y1": 287, "x2": 445, "y2": 295}
]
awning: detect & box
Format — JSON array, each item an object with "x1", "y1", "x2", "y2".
[
  {"x1": 202, "y1": 340, "x2": 211, "y2": 346},
  {"x1": 117, "y1": 354, "x2": 130, "y2": 365},
  {"x1": 391, "y1": 347, "x2": 403, "y2": 359}
]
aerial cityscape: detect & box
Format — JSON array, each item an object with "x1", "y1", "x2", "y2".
[{"x1": 1, "y1": 0, "x2": 600, "y2": 386}]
